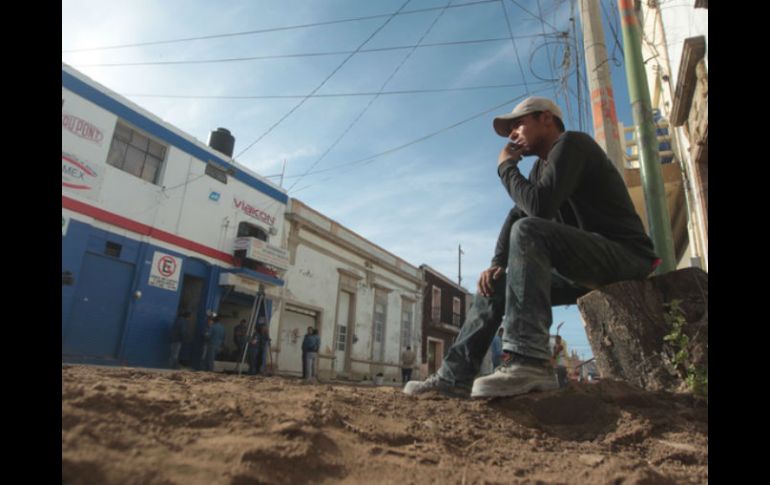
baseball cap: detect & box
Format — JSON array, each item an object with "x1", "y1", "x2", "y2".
[{"x1": 493, "y1": 96, "x2": 564, "y2": 137}]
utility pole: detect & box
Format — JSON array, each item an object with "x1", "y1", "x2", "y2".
[
  {"x1": 617, "y1": 0, "x2": 676, "y2": 273},
  {"x1": 578, "y1": 0, "x2": 626, "y2": 173},
  {"x1": 458, "y1": 244, "x2": 464, "y2": 287}
]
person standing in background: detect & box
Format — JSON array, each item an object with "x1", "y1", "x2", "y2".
[{"x1": 401, "y1": 346, "x2": 416, "y2": 383}]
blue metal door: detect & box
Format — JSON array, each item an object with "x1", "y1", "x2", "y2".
[{"x1": 63, "y1": 252, "x2": 135, "y2": 359}]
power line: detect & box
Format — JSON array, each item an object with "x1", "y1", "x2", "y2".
[
  {"x1": 282, "y1": 87, "x2": 554, "y2": 184},
  {"x1": 120, "y1": 81, "x2": 551, "y2": 100},
  {"x1": 508, "y1": 0, "x2": 561, "y2": 31},
  {"x1": 536, "y1": 0, "x2": 560, "y2": 102},
  {"x1": 602, "y1": 0, "x2": 624, "y2": 63},
  {"x1": 528, "y1": 38, "x2": 570, "y2": 82},
  {"x1": 500, "y1": 0, "x2": 531, "y2": 95},
  {"x1": 66, "y1": 35, "x2": 550, "y2": 68},
  {"x1": 251, "y1": 85, "x2": 555, "y2": 223},
  {"x1": 287, "y1": 0, "x2": 455, "y2": 192},
  {"x1": 234, "y1": 0, "x2": 413, "y2": 160},
  {"x1": 61, "y1": 0, "x2": 501, "y2": 53}
]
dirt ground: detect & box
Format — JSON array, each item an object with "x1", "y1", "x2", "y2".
[{"x1": 62, "y1": 364, "x2": 707, "y2": 485}]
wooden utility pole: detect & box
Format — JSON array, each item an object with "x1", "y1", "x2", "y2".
[{"x1": 578, "y1": 0, "x2": 625, "y2": 173}]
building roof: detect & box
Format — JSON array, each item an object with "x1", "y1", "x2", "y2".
[
  {"x1": 62, "y1": 63, "x2": 288, "y2": 204},
  {"x1": 419, "y1": 264, "x2": 470, "y2": 294}
]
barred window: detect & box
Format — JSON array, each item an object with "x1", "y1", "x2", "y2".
[
  {"x1": 401, "y1": 304, "x2": 413, "y2": 348},
  {"x1": 431, "y1": 286, "x2": 441, "y2": 322},
  {"x1": 452, "y1": 297, "x2": 462, "y2": 326},
  {"x1": 107, "y1": 121, "x2": 167, "y2": 184},
  {"x1": 337, "y1": 325, "x2": 347, "y2": 352},
  {"x1": 372, "y1": 289, "x2": 387, "y2": 361},
  {"x1": 374, "y1": 302, "x2": 386, "y2": 343}
]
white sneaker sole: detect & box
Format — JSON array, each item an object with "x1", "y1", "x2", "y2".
[
  {"x1": 403, "y1": 380, "x2": 470, "y2": 398},
  {"x1": 470, "y1": 377, "x2": 558, "y2": 398}
]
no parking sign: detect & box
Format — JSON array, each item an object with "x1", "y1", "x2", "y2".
[{"x1": 148, "y1": 251, "x2": 182, "y2": 291}]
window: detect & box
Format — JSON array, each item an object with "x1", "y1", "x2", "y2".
[
  {"x1": 205, "y1": 162, "x2": 229, "y2": 184},
  {"x1": 374, "y1": 303, "x2": 386, "y2": 343},
  {"x1": 237, "y1": 221, "x2": 268, "y2": 241},
  {"x1": 337, "y1": 325, "x2": 347, "y2": 352},
  {"x1": 431, "y1": 286, "x2": 441, "y2": 322},
  {"x1": 107, "y1": 121, "x2": 167, "y2": 184},
  {"x1": 372, "y1": 289, "x2": 387, "y2": 361},
  {"x1": 401, "y1": 301, "x2": 413, "y2": 348},
  {"x1": 452, "y1": 297, "x2": 462, "y2": 327},
  {"x1": 104, "y1": 241, "x2": 122, "y2": 258}
]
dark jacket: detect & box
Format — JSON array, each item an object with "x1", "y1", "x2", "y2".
[
  {"x1": 170, "y1": 316, "x2": 189, "y2": 343},
  {"x1": 302, "y1": 334, "x2": 320, "y2": 353},
  {"x1": 493, "y1": 131, "x2": 657, "y2": 268}
]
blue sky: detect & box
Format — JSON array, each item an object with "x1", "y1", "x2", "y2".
[{"x1": 62, "y1": 0, "x2": 637, "y2": 361}]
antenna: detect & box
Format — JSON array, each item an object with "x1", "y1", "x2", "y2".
[{"x1": 279, "y1": 159, "x2": 287, "y2": 187}]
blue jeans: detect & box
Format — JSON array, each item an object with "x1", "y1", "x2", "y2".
[
  {"x1": 169, "y1": 342, "x2": 182, "y2": 368},
  {"x1": 304, "y1": 352, "x2": 318, "y2": 380},
  {"x1": 437, "y1": 217, "x2": 655, "y2": 387},
  {"x1": 204, "y1": 341, "x2": 221, "y2": 372}
]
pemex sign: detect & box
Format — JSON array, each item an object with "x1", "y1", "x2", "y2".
[{"x1": 62, "y1": 152, "x2": 102, "y2": 199}]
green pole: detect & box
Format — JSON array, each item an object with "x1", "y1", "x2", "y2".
[{"x1": 617, "y1": 0, "x2": 676, "y2": 273}]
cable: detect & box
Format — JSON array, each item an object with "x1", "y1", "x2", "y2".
[
  {"x1": 66, "y1": 35, "x2": 550, "y2": 68},
  {"x1": 253, "y1": 84, "x2": 555, "y2": 229},
  {"x1": 283, "y1": 86, "x2": 554, "y2": 183},
  {"x1": 536, "y1": 0, "x2": 560, "y2": 101},
  {"x1": 603, "y1": 0, "x2": 624, "y2": 63},
  {"x1": 508, "y1": 0, "x2": 560, "y2": 31},
  {"x1": 287, "y1": 0, "x2": 454, "y2": 193},
  {"x1": 282, "y1": 89, "x2": 557, "y2": 196},
  {"x1": 61, "y1": 0, "x2": 501, "y2": 53},
  {"x1": 528, "y1": 39, "x2": 571, "y2": 82},
  {"x1": 234, "y1": 0, "x2": 412, "y2": 160},
  {"x1": 500, "y1": 0, "x2": 531, "y2": 94},
  {"x1": 120, "y1": 81, "x2": 552, "y2": 100}
]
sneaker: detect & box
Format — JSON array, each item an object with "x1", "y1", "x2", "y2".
[
  {"x1": 471, "y1": 353, "x2": 558, "y2": 398},
  {"x1": 403, "y1": 374, "x2": 470, "y2": 398}
]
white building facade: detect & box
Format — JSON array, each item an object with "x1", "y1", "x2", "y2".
[{"x1": 275, "y1": 199, "x2": 423, "y2": 382}]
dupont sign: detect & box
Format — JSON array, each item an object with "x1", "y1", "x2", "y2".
[{"x1": 62, "y1": 113, "x2": 104, "y2": 145}]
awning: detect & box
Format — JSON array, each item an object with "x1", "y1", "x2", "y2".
[{"x1": 219, "y1": 267, "x2": 284, "y2": 295}]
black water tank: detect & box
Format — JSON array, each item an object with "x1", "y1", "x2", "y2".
[{"x1": 208, "y1": 128, "x2": 235, "y2": 157}]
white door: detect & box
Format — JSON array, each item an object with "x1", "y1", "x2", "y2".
[
  {"x1": 335, "y1": 291, "x2": 351, "y2": 373},
  {"x1": 278, "y1": 308, "x2": 315, "y2": 375}
]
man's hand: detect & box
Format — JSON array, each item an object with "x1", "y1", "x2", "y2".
[
  {"x1": 477, "y1": 265, "x2": 504, "y2": 297},
  {"x1": 498, "y1": 143, "x2": 524, "y2": 167}
]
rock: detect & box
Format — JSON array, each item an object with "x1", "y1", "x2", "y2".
[{"x1": 578, "y1": 454, "x2": 605, "y2": 467}]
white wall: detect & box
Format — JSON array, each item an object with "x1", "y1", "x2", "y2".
[
  {"x1": 281, "y1": 224, "x2": 422, "y2": 379},
  {"x1": 62, "y1": 81, "x2": 288, "y2": 265}
]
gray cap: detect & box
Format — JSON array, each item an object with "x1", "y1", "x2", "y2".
[{"x1": 493, "y1": 96, "x2": 564, "y2": 137}]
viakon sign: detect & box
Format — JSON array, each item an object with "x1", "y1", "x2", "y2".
[
  {"x1": 62, "y1": 152, "x2": 102, "y2": 199},
  {"x1": 233, "y1": 197, "x2": 276, "y2": 226},
  {"x1": 62, "y1": 113, "x2": 104, "y2": 145}
]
